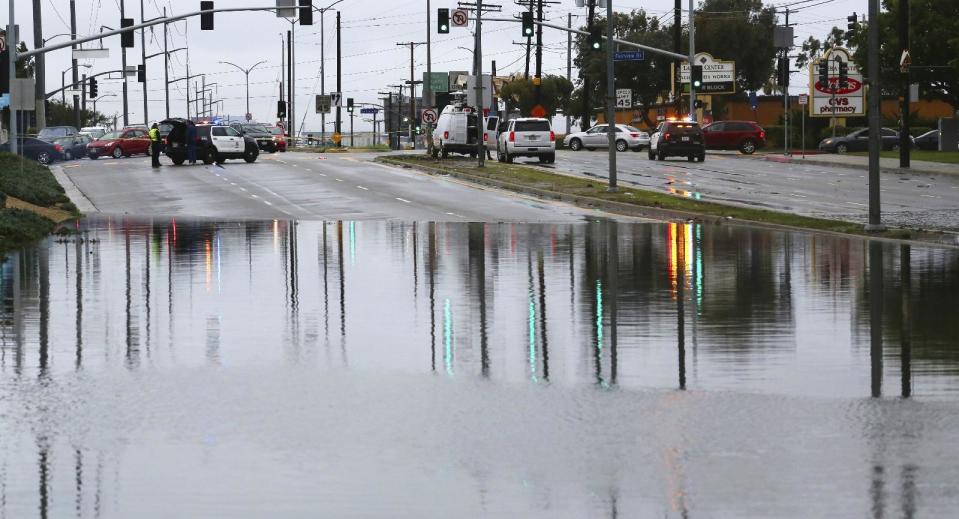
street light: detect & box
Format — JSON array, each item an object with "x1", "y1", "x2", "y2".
[
  {"x1": 62, "y1": 64, "x2": 92, "y2": 104},
  {"x1": 91, "y1": 93, "x2": 117, "y2": 116},
  {"x1": 219, "y1": 60, "x2": 267, "y2": 121}
]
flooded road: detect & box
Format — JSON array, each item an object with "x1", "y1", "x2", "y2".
[{"x1": 2, "y1": 216, "x2": 958, "y2": 517}]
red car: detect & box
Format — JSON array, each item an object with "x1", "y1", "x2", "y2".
[
  {"x1": 86, "y1": 127, "x2": 152, "y2": 159},
  {"x1": 701, "y1": 120, "x2": 766, "y2": 154},
  {"x1": 266, "y1": 126, "x2": 287, "y2": 152}
]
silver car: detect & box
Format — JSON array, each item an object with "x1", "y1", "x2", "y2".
[{"x1": 564, "y1": 124, "x2": 650, "y2": 152}]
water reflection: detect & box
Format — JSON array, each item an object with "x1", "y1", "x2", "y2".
[{"x1": 1, "y1": 216, "x2": 958, "y2": 517}]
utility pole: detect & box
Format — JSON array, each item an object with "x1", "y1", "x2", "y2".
[
  {"x1": 163, "y1": 8, "x2": 169, "y2": 118},
  {"x1": 396, "y1": 42, "x2": 426, "y2": 149},
  {"x1": 426, "y1": 0, "x2": 433, "y2": 154},
  {"x1": 287, "y1": 30, "x2": 292, "y2": 137},
  {"x1": 70, "y1": 0, "x2": 80, "y2": 129},
  {"x1": 475, "y1": 0, "x2": 485, "y2": 166},
  {"x1": 279, "y1": 33, "x2": 285, "y2": 128},
  {"x1": 121, "y1": 0, "x2": 129, "y2": 126},
  {"x1": 604, "y1": 0, "x2": 616, "y2": 190},
  {"x1": 674, "y1": 0, "x2": 681, "y2": 116},
  {"x1": 81, "y1": 72, "x2": 86, "y2": 125},
  {"x1": 783, "y1": 8, "x2": 789, "y2": 154},
  {"x1": 534, "y1": 0, "x2": 543, "y2": 102},
  {"x1": 320, "y1": 9, "x2": 326, "y2": 145},
  {"x1": 8, "y1": 0, "x2": 16, "y2": 155},
  {"x1": 335, "y1": 12, "x2": 341, "y2": 145},
  {"x1": 687, "y1": 0, "x2": 696, "y2": 122},
  {"x1": 290, "y1": 24, "x2": 296, "y2": 143},
  {"x1": 899, "y1": 0, "x2": 910, "y2": 168},
  {"x1": 140, "y1": 0, "x2": 148, "y2": 125},
  {"x1": 566, "y1": 13, "x2": 572, "y2": 133},
  {"x1": 32, "y1": 0, "x2": 45, "y2": 129},
  {"x1": 866, "y1": 0, "x2": 883, "y2": 231},
  {"x1": 581, "y1": 0, "x2": 595, "y2": 129}
]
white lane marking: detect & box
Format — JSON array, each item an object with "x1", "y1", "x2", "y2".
[
  {"x1": 356, "y1": 186, "x2": 369, "y2": 190},
  {"x1": 319, "y1": 173, "x2": 327, "y2": 177},
  {"x1": 305, "y1": 168, "x2": 312, "y2": 172},
  {"x1": 251, "y1": 194, "x2": 260, "y2": 199},
  {"x1": 846, "y1": 201, "x2": 867, "y2": 206},
  {"x1": 335, "y1": 178, "x2": 344, "y2": 182},
  {"x1": 263, "y1": 200, "x2": 273, "y2": 206},
  {"x1": 920, "y1": 194, "x2": 937, "y2": 198},
  {"x1": 239, "y1": 187, "x2": 248, "y2": 192},
  {"x1": 446, "y1": 212, "x2": 465, "y2": 218},
  {"x1": 230, "y1": 182, "x2": 237, "y2": 186},
  {"x1": 395, "y1": 197, "x2": 412, "y2": 203}
]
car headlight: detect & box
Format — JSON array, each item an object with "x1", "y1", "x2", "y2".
[{"x1": 824, "y1": 139, "x2": 833, "y2": 145}]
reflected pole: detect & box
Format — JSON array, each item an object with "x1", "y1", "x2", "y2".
[
  {"x1": 607, "y1": 223, "x2": 618, "y2": 386},
  {"x1": 676, "y1": 225, "x2": 686, "y2": 390},
  {"x1": 869, "y1": 241, "x2": 883, "y2": 398},
  {"x1": 900, "y1": 245, "x2": 911, "y2": 398}
]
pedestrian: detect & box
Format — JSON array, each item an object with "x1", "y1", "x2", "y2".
[
  {"x1": 149, "y1": 123, "x2": 162, "y2": 168},
  {"x1": 186, "y1": 120, "x2": 198, "y2": 165}
]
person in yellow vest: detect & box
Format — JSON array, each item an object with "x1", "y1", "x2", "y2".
[{"x1": 149, "y1": 123, "x2": 162, "y2": 168}]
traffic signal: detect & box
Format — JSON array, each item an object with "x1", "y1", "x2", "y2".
[
  {"x1": 691, "y1": 65, "x2": 703, "y2": 89},
  {"x1": 818, "y1": 60, "x2": 829, "y2": 89},
  {"x1": 299, "y1": 0, "x2": 313, "y2": 26},
  {"x1": 88, "y1": 77, "x2": 98, "y2": 98},
  {"x1": 137, "y1": 64, "x2": 146, "y2": 83},
  {"x1": 776, "y1": 57, "x2": 789, "y2": 87},
  {"x1": 846, "y1": 12, "x2": 857, "y2": 40},
  {"x1": 588, "y1": 26, "x2": 602, "y2": 51},
  {"x1": 522, "y1": 11, "x2": 534, "y2": 37},
  {"x1": 200, "y1": 1, "x2": 214, "y2": 31},
  {"x1": 838, "y1": 60, "x2": 849, "y2": 88},
  {"x1": 347, "y1": 97, "x2": 354, "y2": 113},
  {"x1": 0, "y1": 49, "x2": 9, "y2": 95},
  {"x1": 437, "y1": 8, "x2": 449, "y2": 34},
  {"x1": 277, "y1": 100, "x2": 287, "y2": 119},
  {"x1": 121, "y1": 18, "x2": 135, "y2": 47}
]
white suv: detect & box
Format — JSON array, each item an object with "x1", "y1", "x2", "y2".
[{"x1": 496, "y1": 118, "x2": 555, "y2": 164}]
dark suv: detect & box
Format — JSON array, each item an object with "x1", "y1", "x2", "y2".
[
  {"x1": 649, "y1": 121, "x2": 706, "y2": 162},
  {"x1": 702, "y1": 120, "x2": 766, "y2": 154}
]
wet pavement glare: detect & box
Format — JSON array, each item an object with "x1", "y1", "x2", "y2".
[{"x1": 2, "y1": 216, "x2": 959, "y2": 517}]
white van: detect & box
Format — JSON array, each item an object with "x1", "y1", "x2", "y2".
[{"x1": 431, "y1": 105, "x2": 484, "y2": 158}]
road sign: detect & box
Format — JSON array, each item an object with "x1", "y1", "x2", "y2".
[
  {"x1": 0, "y1": 36, "x2": 6, "y2": 53},
  {"x1": 421, "y1": 108, "x2": 438, "y2": 124},
  {"x1": 466, "y1": 75, "x2": 492, "y2": 108},
  {"x1": 616, "y1": 89, "x2": 632, "y2": 109},
  {"x1": 451, "y1": 9, "x2": 469, "y2": 27},
  {"x1": 360, "y1": 107, "x2": 378, "y2": 115},
  {"x1": 10, "y1": 78, "x2": 36, "y2": 111},
  {"x1": 798, "y1": 94, "x2": 808, "y2": 105},
  {"x1": 424, "y1": 72, "x2": 449, "y2": 93},
  {"x1": 331, "y1": 132, "x2": 341, "y2": 144},
  {"x1": 330, "y1": 92, "x2": 342, "y2": 108},
  {"x1": 809, "y1": 48, "x2": 864, "y2": 118},
  {"x1": 679, "y1": 53, "x2": 736, "y2": 94},
  {"x1": 316, "y1": 94, "x2": 331, "y2": 113},
  {"x1": 613, "y1": 51, "x2": 645, "y2": 61}
]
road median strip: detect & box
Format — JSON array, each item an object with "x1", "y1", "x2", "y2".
[
  {"x1": 376, "y1": 155, "x2": 955, "y2": 245},
  {"x1": 1, "y1": 153, "x2": 81, "y2": 253}
]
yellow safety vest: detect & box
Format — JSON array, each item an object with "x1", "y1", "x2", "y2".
[{"x1": 149, "y1": 128, "x2": 160, "y2": 141}]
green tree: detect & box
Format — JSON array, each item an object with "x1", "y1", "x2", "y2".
[
  {"x1": 498, "y1": 75, "x2": 574, "y2": 118},
  {"x1": 44, "y1": 100, "x2": 110, "y2": 128},
  {"x1": 847, "y1": 0, "x2": 958, "y2": 107},
  {"x1": 571, "y1": 9, "x2": 673, "y2": 127},
  {"x1": 693, "y1": 0, "x2": 778, "y2": 93},
  {"x1": 796, "y1": 27, "x2": 853, "y2": 71}
]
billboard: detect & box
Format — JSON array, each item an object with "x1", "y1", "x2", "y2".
[{"x1": 809, "y1": 48, "x2": 865, "y2": 118}]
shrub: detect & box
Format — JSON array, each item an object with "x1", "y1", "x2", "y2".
[{"x1": 0, "y1": 152, "x2": 71, "y2": 207}]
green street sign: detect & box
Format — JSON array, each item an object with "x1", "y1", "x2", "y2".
[{"x1": 424, "y1": 72, "x2": 449, "y2": 93}]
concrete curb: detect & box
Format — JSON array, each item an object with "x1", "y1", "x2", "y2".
[
  {"x1": 760, "y1": 154, "x2": 958, "y2": 176},
  {"x1": 50, "y1": 164, "x2": 98, "y2": 213},
  {"x1": 376, "y1": 157, "x2": 959, "y2": 248}
]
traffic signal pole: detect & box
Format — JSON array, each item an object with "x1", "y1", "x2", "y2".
[
  {"x1": 687, "y1": 0, "x2": 696, "y2": 122},
  {"x1": 7, "y1": 0, "x2": 17, "y2": 155},
  {"x1": 866, "y1": 0, "x2": 883, "y2": 231},
  {"x1": 70, "y1": 0, "x2": 80, "y2": 129},
  {"x1": 899, "y1": 0, "x2": 910, "y2": 168},
  {"x1": 604, "y1": 0, "x2": 616, "y2": 191}
]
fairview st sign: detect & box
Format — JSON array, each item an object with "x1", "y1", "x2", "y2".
[
  {"x1": 809, "y1": 47, "x2": 865, "y2": 118},
  {"x1": 679, "y1": 53, "x2": 736, "y2": 94}
]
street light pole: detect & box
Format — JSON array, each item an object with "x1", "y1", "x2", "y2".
[
  {"x1": 865, "y1": 0, "x2": 883, "y2": 231},
  {"x1": 219, "y1": 60, "x2": 267, "y2": 120},
  {"x1": 605, "y1": 0, "x2": 616, "y2": 191}
]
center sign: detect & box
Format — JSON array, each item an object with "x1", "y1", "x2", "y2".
[
  {"x1": 679, "y1": 53, "x2": 736, "y2": 94},
  {"x1": 809, "y1": 47, "x2": 864, "y2": 118}
]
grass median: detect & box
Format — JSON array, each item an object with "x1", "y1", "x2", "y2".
[
  {"x1": 0, "y1": 153, "x2": 80, "y2": 253},
  {"x1": 378, "y1": 154, "x2": 937, "y2": 241}
]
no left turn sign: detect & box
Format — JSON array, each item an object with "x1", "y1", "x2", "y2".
[{"x1": 421, "y1": 108, "x2": 438, "y2": 124}]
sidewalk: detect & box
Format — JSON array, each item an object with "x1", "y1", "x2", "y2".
[{"x1": 760, "y1": 153, "x2": 959, "y2": 176}]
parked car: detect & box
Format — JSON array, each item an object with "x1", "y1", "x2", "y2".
[
  {"x1": 53, "y1": 134, "x2": 93, "y2": 160},
  {"x1": 265, "y1": 126, "x2": 287, "y2": 152},
  {"x1": 80, "y1": 126, "x2": 108, "y2": 140},
  {"x1": 496, "y1": 117, "x2": 555, "y2": 163},
  {"x1": 0, "y1": 137, "x2": 64, "y2": 165},
  {"x1": 648, "y1": 120, "x2": 706, "y2": 162},
  {"x1": 37, "y1": 126, "x2": 79, "y2": 142},
  {"x1": 432, "y1": 105, "x2": 481, "y2": 158},
  {"x1": 818, "y1": 127, "x2": 909, "y2": 153},
  {"x1": 702, "y1": 120, "x2": 766, "y2": 154},
  {"x1": 913, "y1": 129, "x2": 940, "y2": 151},
  {"x1": 564, "y1": 124, "x2": 649, "y2": 152},
  {"x1": 86, "y1": 128, "x2": 152, "y2": 159}
]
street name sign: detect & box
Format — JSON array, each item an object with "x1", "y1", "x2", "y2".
[
  {"x1": 679, "y1": 53, "x2": 736, "y2": 94},
  {"x1": 808, "y1": 47, "x2": 864, "y2": 118},
  {"x1": 613, "y1": 51, "x2": 645, "y2": 62},
  {"x1": 424, "y1": 72, "x2": 449, "y2": 93},
  {"x1": 360, "y1": 107, "x2": 378, "y2": 115}
]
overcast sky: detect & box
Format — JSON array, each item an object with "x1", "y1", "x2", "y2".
[{"x1": 14, "y1": 0, "x2": 862, "y2": 132}]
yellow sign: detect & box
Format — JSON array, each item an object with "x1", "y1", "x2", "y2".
[{"x1": 331, "y1": 132, "x2": 342, "y2": 144}]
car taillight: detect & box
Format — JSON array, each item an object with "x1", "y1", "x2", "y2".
[
  {"x1": 54, "y1": 144, "x2": 63, "y2": 152},
  {"x1": 759, "y1": 130, "x2": 766, "y2": 139},
  {"x1": 484, "y1": 133, "x2": 488, "y2": 141},
  {"x1": 509, "y1": 132, "x2": 515, "y2": 142},
  {"x1": 443, "y1": 131, "x2": 449, "y2": 139},
  {"x1": 630, "y1": 133, "x2": 640, "y2": 138},
  {"x1": 549, "y1": 131, "x2": 555, "y2": 142},
  {"x1": 664, "y1": 132, "x2": 671, "y2": 141}
]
